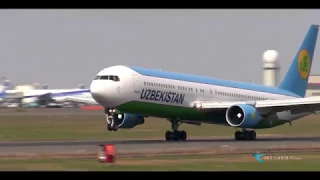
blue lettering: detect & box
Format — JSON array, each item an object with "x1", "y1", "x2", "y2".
[
  {"x1": 155, "y1": 91, "x2": 160, "y2": 101},
  {"x1": 145, "y1": 89, "x2": 151, "y2": 100},
  {"x1": 140, "y1": 89, "x2": 185, "y2": 104},
  {"x1": 179, "y1": 94, "x2": 185, "y2": 104},
  {"x1": 159, "y1": 91, "x2": 166, "y2": 102},
  {"x1": 140, "y1": 89, "x2": 146, "y2": 99},
  {"x1": 170, "y1": 93, "x2": 176, "y2": 103},
  {"x1": 166, "y1": 92, "x2": 171, "y2": 102},
  {"x1": 173, "y1": 94, "x2": 179, "y2": 103},
  {"x1": 150, "y1": 90, "x2": 156, "y2": 100}
]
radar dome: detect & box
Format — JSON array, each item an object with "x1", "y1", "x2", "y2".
[{"x1": 263, "y1": 50, "x2": 279, "y2": 63}]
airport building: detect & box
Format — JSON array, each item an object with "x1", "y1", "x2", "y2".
[{"x1": 306, "y1": 75, "x2": 320, "y2": 97}]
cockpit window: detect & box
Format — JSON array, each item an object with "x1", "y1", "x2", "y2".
[
  {"x1": 100, "y1": 76, "x2": 109, "y2": 80},
  {"x1": 109, "y1": 76, "x2": 116, "y2": 81},
  {"x1": 94, "y1": 75, "x2": 120, "y2": 82}
]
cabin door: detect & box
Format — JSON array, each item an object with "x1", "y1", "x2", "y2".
[
  {"x1": 210, "y1": 88, "x2": 216, "y2": 99},
  {"x1": 132, "y1": 74, "x2": 140, "y2": 93}
]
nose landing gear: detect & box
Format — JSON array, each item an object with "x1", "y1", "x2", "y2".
[
  {"x1": 105, "y1": 108, "x2": 119, "y2": 131},
  {"x1": 165, "y1": 119, "x2": 187, "y2": 141}
]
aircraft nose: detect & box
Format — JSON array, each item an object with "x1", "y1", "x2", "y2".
[{"x1": 90, "y1": 81, "x2": 107, "y2": 105}]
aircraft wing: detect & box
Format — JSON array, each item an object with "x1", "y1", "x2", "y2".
[
  {"x1": 64, "y1": 96, "x2": 98, "y2": 105},
  {"x1": 191, "y1": 96, "x2": 320, "y2": 115}
]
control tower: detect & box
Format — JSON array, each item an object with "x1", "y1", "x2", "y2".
[{"x1": 262, "y1": 50, "x2": 280, "y2": 87}]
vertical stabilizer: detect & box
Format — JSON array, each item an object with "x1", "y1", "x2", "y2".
[
  {"x1": 0, "y1": 80, "x2": 10, "y2": 94},
  {"x1": 279, "y1": 24, "x2": 319, "y2": 97}
]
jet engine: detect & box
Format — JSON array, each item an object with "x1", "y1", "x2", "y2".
[
  {"x1": 115, "y1": 113, "x2": 145, "y2": 129},
  {"x1": 225, "y1": 104, "x2": 262, "y2": 128}
]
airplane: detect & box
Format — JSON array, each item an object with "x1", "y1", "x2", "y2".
[
  {"x1": 89, "y1": 24, "x2": 320, "y2": 141},
  {"x1": 5, "y1": 83, "x2": 91, "y2": 107},
  {"x1": 4, "y1": 87, "x2": 91, "y2": 107},
  {"x1": 0, "y1": 80, "x2": 11, "y2": 101}
]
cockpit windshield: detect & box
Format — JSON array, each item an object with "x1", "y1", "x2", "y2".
[{"x1": 94, "y1": 75, "x2": 120, "y2": 82}]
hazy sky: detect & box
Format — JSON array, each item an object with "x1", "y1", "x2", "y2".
[{"x1": 0, "y1": 9, "x2": 319, "y2": 88}]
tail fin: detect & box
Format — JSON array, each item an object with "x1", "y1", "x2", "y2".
[
  {"x1": 279, "y1": 24, "x2": 319, "y2": 97},
  {"x1": 0, "y1": 80, "x2": 10, "y2": 94}
]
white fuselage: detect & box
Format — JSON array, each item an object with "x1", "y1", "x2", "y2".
[{"x1": 90, "y1": 66, "x2": 300, "y2": 122}]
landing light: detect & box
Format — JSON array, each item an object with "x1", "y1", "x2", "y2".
[
  {"x1": 195, "y1": 103, "x2": 202, "y2": 109},
  {"x1": 117, "y1": 114, "x2": 122, "y2": 119}
]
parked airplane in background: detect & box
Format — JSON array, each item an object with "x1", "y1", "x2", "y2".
[
  {"x1": 0, "y1": 80, "x2": 11, "y2": 102},
  {"x1": 2, "y1": 86, "x2": 90, "y2": 107},
  {"x1": 19, "y1": 89, "x2": 91, "y2": 107},
  {"x1": 4, "y1": 83, "x2": 91, "y2": 107},
  {"x1": 89, "y1": 24, "x2": 320, "y2": 141}
]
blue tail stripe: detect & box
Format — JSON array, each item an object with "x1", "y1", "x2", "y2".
[{"x1": 129, "y1": 66, "x2": 300, "y2": 97}]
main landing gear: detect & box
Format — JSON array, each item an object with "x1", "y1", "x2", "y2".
[
  {"x1": 234, "y1": 129, "x2": 256, "y2": 140},
  {"x1": 105, "y1": 108, "x2": 119, "y2": 131},
  {"x1": 165, "y1": 119, "x2": 187, "y2": 141}
]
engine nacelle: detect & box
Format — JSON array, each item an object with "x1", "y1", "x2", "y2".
[
  {"x1": 116, "y1": 113, "x2": 145, "y2": 129},
  {"x1": 225, "y1": 104, "x2": 262, "y2": 128}
]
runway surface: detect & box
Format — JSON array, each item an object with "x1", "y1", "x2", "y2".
[
  {"x1": 0, "y1": 108, "x2": 320, "y2": 156},
  {"x1": 1, "y1": 136, "x2": 320, "y2": 156}
]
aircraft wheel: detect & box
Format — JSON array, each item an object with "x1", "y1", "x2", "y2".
[
  {"x1": 172, "y1": 131, "x2": 180, "y2": 141},
  {"x1": 107, "y1": 124, "x2": 112, "y2": 131},
  {"x1": 249, "y1": 130, "x2": 256, "y2": 140},
  {"x1": 111, "y1": 123, "x2": 118, "y2": 131},
  {"x1": 235, "y1": 131, "x2": 241, "y2": 140},
  {"x1": 180, "y1": 130, "x2": 187, "y2": 141},
  {"x1": 165, "y1": 131, "x2": 172, "y2": 141},
  {"x1": 244, "y1": 131, "x2": 251, "y2": 140}
]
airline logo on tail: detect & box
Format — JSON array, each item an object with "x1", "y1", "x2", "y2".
[{"x1": 298, "y1": 49, "x2": 311, "y2": 79}]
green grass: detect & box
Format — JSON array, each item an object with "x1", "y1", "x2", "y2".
[
  {"x1": 1, "y1": 113, "x2": 320, "y2": 141},
  {"x1": 1, "y1": 152, "x2": 320, "y2": 171}
]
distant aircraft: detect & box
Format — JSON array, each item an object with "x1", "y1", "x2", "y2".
[
  {"x1": 3, "y1": 85, "x2": 91, "y2": 107},
  {"x1": 0, "y1": 80, "x2": 11, "y2": 101},
  {"x1": 89, "y1": 24, "x2": 320, "y2": 141}
]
